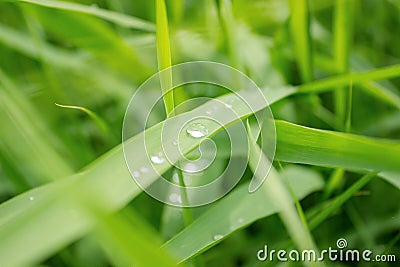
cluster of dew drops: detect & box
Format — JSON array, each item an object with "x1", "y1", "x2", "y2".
[
  {"x1": 131, "y1": 121, "x2": 209, "y2": 180},
  {"x1": 130, "y1": 101, "x2": 235, "y2": 206}
]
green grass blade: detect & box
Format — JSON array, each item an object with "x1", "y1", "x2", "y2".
[
  {"x1": 379, "y1": 171, "x2": 400, "y2": 190},
  {"x1": 277, "y1": 161, "x2": 310, "y2": 234},
  {"x1": 0, "y1": 70, "x2": 73, "y2": 184},
  {"x1": 155, "y1": 0, "x2": 193, "y2": 233},
  {"x1": 168, "y1": 0, "x2": 184, "y2": 25},
  {"x1": 163, "y1": 166, "x2": 323, "y2": 263},
  {"x1": 0, "y1": 23, "x2": 84, "y2": 70},
  {"x1": 330, "y1": 0, "x2": 354, "y2": 196},
  {"x1": 219, "y1": 0, "x2": 240, "y2": 69},
  {"x1": 309, "y1": 172, "x2": 377, "y2": 229},
  {"x1": 299, "y1": 64, "x2": 400, "y2": 93},
  {"x1": 333, "y1": 0, "x2": 352, "y2": 74},
  {"x1": 315, "y1": 54, "x2": 400, "y2": 110},
  {"x1": 0, "y1": 148, "x2": 136, "y2": 267},
  {"x1": 361, "y1": 82, "x2": 400, "y2": 110},
  {"x1": 288, "y1": 0, "x2": 313, "y2": 82},
  {"x1": 95, "y1": 210, "x2": 180, "y2": 267},
  {"x1": 275, "y1": 120, "x2": 400, "y2": 171},
  {"x1": 323, "y1": 167, "x2": 345, "y2": 199},
  {"x1": 55, "y1": 103, "x2": 110, "y2": 134},
  {"x1": 247, "y1": 120, "x2": 320, "y2": 267},
  {"x1": 0, "y1": 23, "x2": 136, "y2": 101},
  {"x1": 333, "y1": 0, "x2": 353, "y2": 126},
  {"x1": 156, "y1": 0, "x2": 174, "y2": 116},
  {"x1": 24, "y1": 4, "x2": 151, "y2": 80},
  {"x1": 14, "y1": 0, "x2": 155, "y2": 31}
]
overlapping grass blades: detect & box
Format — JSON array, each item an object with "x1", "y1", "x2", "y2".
[
  {"x1": 1, "y1": 72, "x2": 399, "y2": 265},
  {"x1": 0, "y1": 0, "x2": 399, "y2": 266}
]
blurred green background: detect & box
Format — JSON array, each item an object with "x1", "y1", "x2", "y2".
[{"x1": 0, "y1": 0, "x2": 399, "y2": 266}]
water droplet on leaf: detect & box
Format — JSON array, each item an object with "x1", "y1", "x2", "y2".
[
  {"x1": 213, "y1": 234, "x2": 224, "y2": 241},
  {"x1": 150, "y1": 152, "x2": 165, "y2": 164},
  {"x1": 186, "y1": 123, "x2": 208, "y2": 138},
  {"x1": 140, "y1": 166, "x2": 149, "y2": 173},
  {"x1": 183, "y1": 162, "x2": 199, "y2": 173},
  {"x1": 169, "y1": 193, "x2": 182, "y2": 204}
]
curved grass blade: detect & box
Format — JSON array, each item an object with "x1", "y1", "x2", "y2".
[
  {"x1": 14, "y1": 0, "x2": 155, "y2": 32},
  {"x1": 246, "y1": 120, "x2": 321, "y2": 267},
  {"x1": 55, "y1": 103, "x2": 109, "y2": 134}
]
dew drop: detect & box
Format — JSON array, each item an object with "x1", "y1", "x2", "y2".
[
  {"x1": 172, "y1": 172, "x2": 180, "y2": 183},
  {"x1": 132, "y1": 170, "x2": 141, "y2": 177},
  {"x1": 183, "y1": 162, "x2": 199, "y2": 173},
  {"x1": 169, "y1": 193, "x2": 182, "y2": 204},
  {"x1": 186, "y1": 123, "x2": 208, "y2": 138},
  {"x1": 238, "y1": 218, "x2": 244, "y2": 224},
  {"x1": 224, "y1": 103, "x2": 232, "y2": 109},
  {"x1": 150, "y1": 152, "x2": 165, "y2": 164},
  {"x1": 172, "y1": 140, "x2": 178, "y2": 146},
  {"x1": 140, "y1": 166, "x2": 149, "y2": 173},
  {"x1": 213, "y1": 234, "x2": 224, "y2": 241},
  {"x1": 205, "y1": 110, "x2": 212, "y2": 115},
  {"x1": 184, "y1": 176, "x2": 193, "y2": 185},
  {"x1": 29, "y1": 196, "x2": 35, "y2": 201}
]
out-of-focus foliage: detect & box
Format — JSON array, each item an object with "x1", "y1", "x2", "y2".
[{"x1": 0, "y1": 0, "x2": 399, "y2": 266}]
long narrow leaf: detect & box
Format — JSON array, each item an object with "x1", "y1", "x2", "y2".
[
  {"x1": 289, "y1": 0, "x2": 313, "y2": 82},
  {"x1": 275, "y1": 120, "x2": 400, "y2": 171},
  {"x1": 247, "y1": 120, "x2": 320, "y2": 267},
  {"x1": 156, "y1": 0, "x2": 174, "y2": 116},
  {"x1": 15, "y1": 0, "x2": 155, "y2": 31}
]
